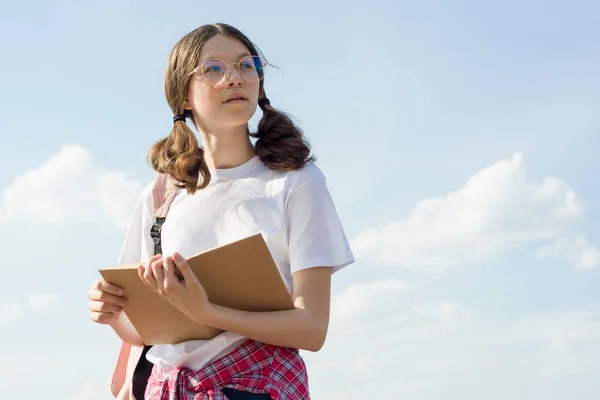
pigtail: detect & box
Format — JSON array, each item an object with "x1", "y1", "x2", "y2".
[
  {"x1": 147, "y1": 111, "x2": 211, "y2": 195},
  {"x1": 250, "y1": 89, "x2": 315, "y2": 171}
]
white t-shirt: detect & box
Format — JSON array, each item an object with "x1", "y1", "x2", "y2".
[{"x1": 117, "y1": 155, "x2": 354, "y2": 371}]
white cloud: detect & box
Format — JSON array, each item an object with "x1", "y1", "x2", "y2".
[
  {"x1": 0, "y1": 294, "x2": 63, "y2": 325},
  {"x1": 302, "y1": 281, "x2": 600, "y2": 400},
  {"x1": 413, "y1": 301, "x2": 472, "y2": 322},
  {"x1": 351, "y1": 152, "x2": 586, "y2": 271},
  {"x1": 0, "y1": 145, "x2": 142, "y2": 229},
  {"x1": 0, "y1": 301, "x2": 21, "y2": 326},
  {"x1": 331, "y1": 279, "x2": 407, "y2": 322},
  {"x1": 72, "y1": 380, "x2": 108, "y2": 400},
  {"x1": 28, "y1": 293, "x2": 63, "y2": 314},
  {"x1": 1, "y1": 278, "x2": 599, "y2": 400},
  {"x1": 536, "y1": 235, "x2": 600, "y2": 270},
  {"x1": 0, "y1": 349, "x2": 114, "y2": 399}
]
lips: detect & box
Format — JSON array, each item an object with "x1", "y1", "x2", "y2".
[{"x1": 223, "y1": 94, "x2": 247, "y2": 103}]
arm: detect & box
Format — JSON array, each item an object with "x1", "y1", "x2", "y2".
[
  {"x1": 110, "y1": 183, "x2": 154, "y2": 347},
  {"x1": 140, "y1": 253, "x2": 334, "y2": 352},
  {"x1": 202, "y1": 266, "x2": 332, "y2": 352},
  {"x1": 111, "y1": 312, "x2": 145, "y2": 346},
  {"x1": 138, "y1": 173, "x2": 353, "y2": 351}
]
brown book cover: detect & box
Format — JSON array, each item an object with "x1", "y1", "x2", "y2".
[{"x1": 99, "y1": 233, "x2": 295, "y2": 345}]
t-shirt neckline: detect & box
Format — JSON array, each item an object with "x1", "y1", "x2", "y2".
[{"x1": 209, "y1": 155, "x2": 262, "y2": 180}]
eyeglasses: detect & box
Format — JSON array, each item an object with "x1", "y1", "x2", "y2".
[{"x1": 189, "y1": 55, "x2": 267, "y2": 86}]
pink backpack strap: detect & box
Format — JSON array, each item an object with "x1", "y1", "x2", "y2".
[
  {"x1": 152, "y1": 172, "x2": 178, "y2": 218},
  {"x1": 110, "y1": 172, "x2": 178, "y2": 399},
  {"x1": 111, "y1": 342, "x2": 144, "y2": 399},
  {"x1": 110, "y1": 341, "x2": 131, "y2": 398}
]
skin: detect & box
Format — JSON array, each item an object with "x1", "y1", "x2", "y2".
[{"x1": 88, "y1": 34, "x2": 332, "y2": 353}]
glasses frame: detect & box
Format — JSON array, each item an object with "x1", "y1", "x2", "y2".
[{"x1": 188, "y1": 55, "x2": 268, "y2": 86}]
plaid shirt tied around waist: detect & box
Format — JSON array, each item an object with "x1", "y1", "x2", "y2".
[{"x1": 145, "y1": 339, "x2": 310, "y2": 400}]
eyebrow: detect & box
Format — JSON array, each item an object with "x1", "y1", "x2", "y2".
[{"x1": 202, "y1": 52, "x2": 251, "y2": 61}]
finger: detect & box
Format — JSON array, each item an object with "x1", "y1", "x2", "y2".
[
  {"x1": 163, "y1": 256, "x2": 181, "y2": 290},
  {"x1": 147, "y1": 253, "x2": 162, "y2": 264},
  {"x1": 91, "y1": 279, "x2": 124, "y2": 297},
  {"x1": 138, "y1": 265, "x2": 147, "y2": 286},
  {"x1": 143, "y1": 258, "x2": 159, "y2": 288},
  {"x1": 90, "y1": 311, "x2": 116, "y2": 324},
  {"x1": 152, "y1": 257, "x2": 165, "y2": 290},
  {"x1": 172, "y1": 253, "x2": 196, "y2": 284},
  {"x1": 140, "y1": 254, "x2": 162, "y2": 285},
  {"x1": 88, "y1": 289, "x2": 128, "y2": 306},
  {"x1": 166, "y1": 255, "x2": 184, "y2": 281},
  {"x1": 89, "y1": 300, "x2": 123, "y2": 314},
  {"x1": 138, "y1": 265, "x2": 157, "y2": 293}
]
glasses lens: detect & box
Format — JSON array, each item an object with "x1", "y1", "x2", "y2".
[
  {"x1": 239, "y1": 56, "x2": 266, "y2": 82},
  {"x1": 201, "y1": 59, "x2": 227, "y2": 85},
  {"x1": 199, "y1": 56, "x2": 266, "y2": 85}
]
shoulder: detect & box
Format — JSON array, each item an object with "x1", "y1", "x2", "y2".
[
  {"x1": 252, "y1": 160, "x2": 326, "y2": 197},
  {"x1": 282, "y1": 161, "x2": 326, "y2": 191},
  {"x1": 133, "y1": 175, "x2": 160, "y2": 211},
  {"x1": 117, "y1": 177, "x2": 158, "y2": 263},
  {"x1": 141, "y1": 178, "x2": 157, "y2": 201}
]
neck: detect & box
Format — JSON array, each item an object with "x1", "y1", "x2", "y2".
[{"x1": 199, "y1": 124, "x2": 255, "y2": 169}]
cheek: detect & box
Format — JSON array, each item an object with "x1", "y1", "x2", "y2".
[
  {"x1": 247, "y1": 82, "x2": 260, "y2": 100},
  {"x1": 190, "y1": 84, "x2": 223, "y2": 112},
  {"x1": 203, "y1": 84, "x2": 223, "y2": 98},
  {"x1": 193, "y1": 83, "x2": 222, "y2": 101}
]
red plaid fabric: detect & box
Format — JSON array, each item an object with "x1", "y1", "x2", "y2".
[{"x1": 144, "y1": 339, "x2": 310, "y2": 400}]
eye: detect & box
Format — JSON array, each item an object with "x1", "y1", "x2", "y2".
[
  {"x1": 204, "y1": 65, "x2": 224, "y2": 73},
  {"x1": 239, "y1": 61, "x2": 254, "y2": 71},
  {"x1": 201, "y1": 59, "x2": 226, "y2": 74}
]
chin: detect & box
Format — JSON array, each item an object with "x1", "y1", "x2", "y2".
[
  {"x1": 222, "y1": 107, "x2": 257, "y2": 123},
  {"x1": 218, "y1": 113, "x2": 254, "y2": 127}
]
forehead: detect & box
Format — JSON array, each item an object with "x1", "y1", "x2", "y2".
[{"x1": 199, "y1": 35, "x2": 252, "y2": 62}]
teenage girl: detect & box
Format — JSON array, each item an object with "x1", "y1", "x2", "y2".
[{"x1": 87, "y1": 22, "x2": 354, "y2": 400}]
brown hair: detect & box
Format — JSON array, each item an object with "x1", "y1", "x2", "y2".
[{"x1": 148, "y1": 23, "x2": 314, "y2": 194}]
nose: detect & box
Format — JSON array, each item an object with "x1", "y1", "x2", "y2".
[{"x1": 226, "y1": 65, "x2": 244, "y2": 87}]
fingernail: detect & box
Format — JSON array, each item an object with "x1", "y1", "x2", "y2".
[{"x1": 173, "y1": 253, "x2": 181, "y2": 261}]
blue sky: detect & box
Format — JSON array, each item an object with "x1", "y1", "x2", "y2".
[{"x1": 1, "y1": 1, "x2": 599, "y2": 398}]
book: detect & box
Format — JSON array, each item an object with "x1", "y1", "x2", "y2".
[{"x1": 99, "y1": 233, "x2": 295, "y2": 345}]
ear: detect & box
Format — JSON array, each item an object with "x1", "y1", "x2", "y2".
[{"x1": 183, "y1": 84, "x2": 194, "y2": 110}]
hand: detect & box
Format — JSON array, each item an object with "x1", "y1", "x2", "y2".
[
  {"x1": 88, "y1": 279, "x2": 128, "y2": 326},
  {"x1": 138, "y1": 252, "x2": 214, "y2": 325}
]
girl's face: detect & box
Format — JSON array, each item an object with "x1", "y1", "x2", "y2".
[{"x1": 185, "y1": 35, "x2": 262, "y2": 132}]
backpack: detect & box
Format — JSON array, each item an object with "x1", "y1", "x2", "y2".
[{"x1": 110, "y1": 172, "x2": 179, "y2": 399}]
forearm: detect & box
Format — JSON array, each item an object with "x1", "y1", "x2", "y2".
[
  {"x1": 203, "y1": 304, "x2": 328, "y2": 352},
  {"x1": 110, "y1": 312, "x2": 144, "y2": 346},
  {"x1": 143, "y1": 256, "x2": 333, "y2": 351}
]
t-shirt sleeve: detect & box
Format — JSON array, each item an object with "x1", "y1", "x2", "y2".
[
  {"x1": 117, "y1": 185, "x2": 155, "y2": 264},
  {"x1": 286, "y1": 176, "x2": 355, "y2": 275}
]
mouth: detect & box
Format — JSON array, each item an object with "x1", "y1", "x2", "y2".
[{"x1": 223, "y1": 94, "x2": 248, "y2": 103}]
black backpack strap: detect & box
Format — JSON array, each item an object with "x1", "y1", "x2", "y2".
[
  {"x1": 132, "y1": 216, "x2": 165, "y2": 399},
  {"x1": 150, "y1": 217, "x2": 166, "y2": 255}
]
